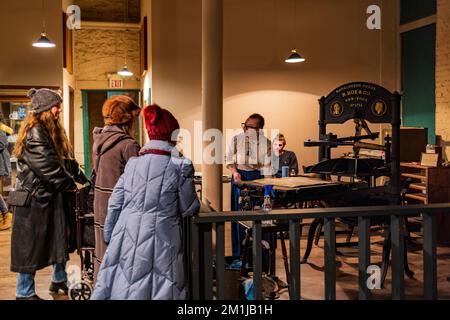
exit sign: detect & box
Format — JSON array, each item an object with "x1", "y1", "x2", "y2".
[{"x1": 109, "y1": 78, "x2": 123, "y2": 88}]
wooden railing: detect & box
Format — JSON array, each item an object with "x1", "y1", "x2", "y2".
[{"x1": 187, "y1": 203, "x2": 450, "y2": 300}]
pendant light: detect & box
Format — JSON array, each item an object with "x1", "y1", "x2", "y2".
[
  {"x1": 118, "y1": 64, "x2": 133, "y2": 77},
  {"x1": 285, "y1": 49, "x2": 305, "y2": 63},
  {"x1": 285, "y1": 0, "x2": 304, "y2": 63},
  {"x1": 33, "y1": 0, "x2": 55, "y2": 48},
  {"x1": 118, "y1": 0, "x2": 133, "y2": 77}
]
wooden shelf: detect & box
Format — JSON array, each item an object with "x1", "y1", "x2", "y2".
[
  {"x1": 401, "y1": 162, "x2": 450, "y2": 244},
  {"x1": 400, "y1": 162, "x2": 430, "y2": 170},
  {"x1": 404, "y1": 193, "x2": 427, "y2": 203},
  {"x1": 409, "y1": 183, "x2": 427, "y2": 191},
  {"x1": 401, "y1": 173, "x2": 426, "y2": 180}
]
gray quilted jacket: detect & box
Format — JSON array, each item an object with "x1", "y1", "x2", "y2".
[{"x1": 91, "y1": 140, "x2": 200, "y2": 300}]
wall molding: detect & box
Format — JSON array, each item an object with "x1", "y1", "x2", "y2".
[
  {"x1": 400, "y1": 15, "x2": 436, "y2": 33},
  {"x1": 78, "y1": 21, "x2": 140, "y2": 31}
]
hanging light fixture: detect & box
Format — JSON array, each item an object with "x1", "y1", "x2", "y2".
[
  {"x1": 118, "y1": 0, "x2": 133, "y2": 77},
  {"x1": 285, "y1": 0, "x2": 304, "y2": 63},
  {"x1": 118, "y1": 65, "x2": 133, "y2": 77},
  {"x1": 33, "y1": 0, "x2": 55, "y2": 48},
  {"x1": 285, "y1": 49, "x2": 305, "y2": 63}
]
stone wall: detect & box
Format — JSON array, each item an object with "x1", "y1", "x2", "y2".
[
  {"x1": 436, "y1": 0, "x2": 450, "y2": 159},
  {"x1": 75, "y1": 28, "x2": 140, "y2": 82},
  {"x1": 74, "y1": 0, "x2": 140, "y2": 23}
]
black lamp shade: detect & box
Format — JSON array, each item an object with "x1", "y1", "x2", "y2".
[
  {"x1": 285, "y1": 49, "x2": 305, "y2": 63},
  {"x1": 32, "y1": 33, "x2": 55, "y2": 48}
]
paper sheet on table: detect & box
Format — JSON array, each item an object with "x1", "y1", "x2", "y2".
[{"x1": 250, "y1": 176, "x2": 338, "y2": 188}]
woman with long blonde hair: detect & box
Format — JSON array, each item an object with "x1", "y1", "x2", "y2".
[{"x1": 11, "y1": 88, "x2": 88, "y2": 300}]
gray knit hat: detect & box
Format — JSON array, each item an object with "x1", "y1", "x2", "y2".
[{"x1": 27, "y1": 88, "x2": 63, "y2": 114}]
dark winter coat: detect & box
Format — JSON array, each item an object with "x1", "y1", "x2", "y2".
[
  {"x1": 92, "y1": 125, "x2": 140, "y2": 279},
  {"x1": 10, "y1": 126, "x2": 79, "y2": 274},
  {"x1": 0, "y1": 130, "x2": 11, "y2": 177}
]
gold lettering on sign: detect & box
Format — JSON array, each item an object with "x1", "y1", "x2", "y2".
[
  {"x1": 341, "y1": 90, "x2": 372, "y2": 98},
  {"x1": 336, "y1": 83, "x2": 377, "y2": 95}
]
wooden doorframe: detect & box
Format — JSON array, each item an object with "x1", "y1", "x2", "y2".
[
  {"x1": 82, "y1": 89, "x2": 142, "y2": 174},
  {"x1": 68, "y1": 86, "x2": 75, "y2": 148}
]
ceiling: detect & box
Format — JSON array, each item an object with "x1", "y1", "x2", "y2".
[{"x1": 74, "y1": 0, "x2": 140, "y2": 23}]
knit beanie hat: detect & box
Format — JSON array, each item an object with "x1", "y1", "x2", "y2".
[
  {"x1": 27, "y1": 88, "x2": 63, "y2": 114},
  {"x1": 102, "y1": 95, "x2": 141, "y2": 126},
  {"x1": 143, "y1": 104, "x2": 180, "y2": 141}
]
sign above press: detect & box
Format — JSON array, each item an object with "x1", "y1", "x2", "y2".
[{"x1": 321, "y1": 82, "x2": 400, "y2": 124}]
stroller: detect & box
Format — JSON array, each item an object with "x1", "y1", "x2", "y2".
[{"x1": 68, "y1": 186, "x2": 95, "y2": 300}]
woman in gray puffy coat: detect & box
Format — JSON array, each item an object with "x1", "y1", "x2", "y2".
[{"x1": 92, "y1": 104, "x2": 200, "y2": 300}]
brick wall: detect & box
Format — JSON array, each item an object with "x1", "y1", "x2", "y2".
[{"x1": 436, "y1": 0, "x2": 450, "y2": 160}]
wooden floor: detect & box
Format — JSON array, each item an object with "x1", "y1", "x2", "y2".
[{"x1": 1, "y1": 220, "x2": 450, "y2": 300}]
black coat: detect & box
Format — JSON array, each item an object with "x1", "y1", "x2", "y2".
[
  {"x1": 10, "y1": 126, "x2": 83, "y2": 273},
  {"x1": 63, "y1": 158, "x2": 90, "y2": 254}
]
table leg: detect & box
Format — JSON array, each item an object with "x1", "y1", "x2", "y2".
[
  {"x1": 270, "y1": 233, "x2": 276, "y2": 276},
  {"x1": 404, "y1": 237, "x2": 415, "y2": 279},
  {"x1": 301, "y1": 218, "x2": 321, "y2": 264},
  {"x1": 279, "y1": 231, "x2": 291, "y2": 296},
  {"x1": 240, "y1": 231, "x2": 251, "y2": 277}
]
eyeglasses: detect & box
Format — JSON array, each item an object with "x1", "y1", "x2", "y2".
[{"x1": 241, "y1": 123, "x2": 259, "y2": 130}]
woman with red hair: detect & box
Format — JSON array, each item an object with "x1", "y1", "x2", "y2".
[
  {"x1": 92, "y1": 104, "x2": 199, "y2": 300},
  {"x1": 91, "y1": 95, "x2": 141, "y2": 280}
]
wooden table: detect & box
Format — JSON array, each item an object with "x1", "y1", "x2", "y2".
[
  {"x1": 234, "y1": 176, "x2": 359, "y2": 263},
  {"x1": 234, "y1": 175, "x2": 352, "y2": 208}
]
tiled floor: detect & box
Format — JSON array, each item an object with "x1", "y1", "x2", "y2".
[{"x1": 1, "y1": 220, "x2": 450, "y2": 300}]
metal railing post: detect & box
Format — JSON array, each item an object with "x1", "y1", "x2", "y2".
[
  {"x1": 289, "y1": 219, "x2": 301, "y2": 300},
  {"x1": 252, "y1": 221, "x2": 263, "y2": 300},
  {"x1": 324, "y1": 216, "x2": 336, "y2": 300},
  {"x1": 191, "y1": 219, "x2": 201, "y2": 300},
  {"x1": 183, "y1": 217, "x2": 192, "y2": 299},
  {"x1": 391, "y1": 215, "x2": 405, "y2": 300},
  {"x1": 358, "y1": 216, "x2": 371, "y2": 300},
  {"x1": 423, "y1": 213, "x2": 437, "y2": 300},
  {"x1": 216, "y1": 222, "x2": 225, "y2": 300},
  {"x1": 201, "y1": 223, "x2": 213, "y2": 300}
]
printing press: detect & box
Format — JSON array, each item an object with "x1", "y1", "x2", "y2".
[{"x1": 235, "y1": 82, "x2": 413, "y2": 285}]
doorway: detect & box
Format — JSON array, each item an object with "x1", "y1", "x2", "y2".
[
  {"x1": 400, "y1": 0, "x2": 437, "y2": 144},
  {"x1": 401, "y1": 24, "x2": 436, "y2": 144},
  {"x1": 82, "y1": 90, "x2": 142, "y2": 173}
]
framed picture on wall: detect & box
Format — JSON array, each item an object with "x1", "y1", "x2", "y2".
[{"x1": 140, "y1": 16, "x2": 148, "y2": 77}]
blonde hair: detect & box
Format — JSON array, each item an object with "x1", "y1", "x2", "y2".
[
  {"x1": 13, "y1": 110, "x2": 73, "y2": 160},
  {"x1": 274, "y1": 133, "x2": 286, "y2": 145}
]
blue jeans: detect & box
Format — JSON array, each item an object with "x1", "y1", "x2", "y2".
[
  {"x1": 0, "y1": 195, "x2": 8, "y2": 214},
  {"x1": 231, "y1": 169, "x2": 261, "y2": 257},
  {"x1": 16, "y1": 263, "x2": 67, "y2": 298}
]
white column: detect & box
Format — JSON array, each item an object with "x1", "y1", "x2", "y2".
[{"x1": 201, "y1": 0, "x2": 223, "y2": 211}]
